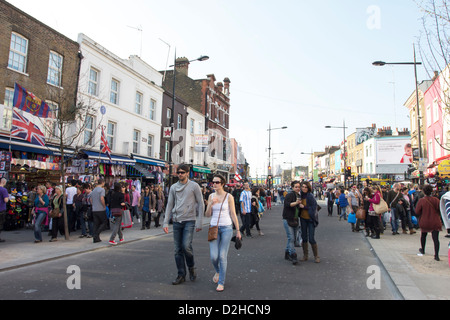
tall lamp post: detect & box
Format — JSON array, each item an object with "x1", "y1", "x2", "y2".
[
  {"x1": 267, "y1": 123, "x2": 287, "y2": 188},
  {"x1": 325, "y1": 120, "x2": 348, "y2": 187},
  {"x1": 373, "y1": 44, "x2": 423, "y2": 183},
  {"x1": 168, "y1": 52, "x2": 209, "y2": 187},
  {"x1": 301, "y1": 151, "x2": 314, "y2": 182}
]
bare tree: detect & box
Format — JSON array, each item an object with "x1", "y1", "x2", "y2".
[{"x1": 416, "y1": 0, "x2": 450, "y2": 151}]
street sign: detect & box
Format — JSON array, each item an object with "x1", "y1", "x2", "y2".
[{"x1": 418, "y1": 158, "x2": 428, "y2": 171}]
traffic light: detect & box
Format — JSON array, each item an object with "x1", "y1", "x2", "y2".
[{"x1": 346, "y1": 166, "x2": 352, "y2": 178}]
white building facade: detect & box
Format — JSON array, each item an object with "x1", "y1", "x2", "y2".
[{"x1": 76, "y1": 33, "x2": 164, "y2": 166}]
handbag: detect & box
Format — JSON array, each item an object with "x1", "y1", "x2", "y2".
[
  {"x1": 208, "y1": 194, "x2": 227, "y2": 242},
  {"x1": 288, "y1": 207, "x2": 299, "y2": 228},
  {"x1": 121, "y1": 209, "x2": 132, "y2": 229},
  {"x1": 356, "y1": 207, "x2": 366, "y2": 220},
  {"x1": 348, "y1": 212, "x2": 357, "y2": 224},
  {"x1": 50, "y1": 207, "x2": 60, "y2": 219},
  {"x1": 111, "y1": 208, "x2": 123, "y2": 217},
  {"x1": 373, "y1": 198, "x2": 388, "y2": 215}
]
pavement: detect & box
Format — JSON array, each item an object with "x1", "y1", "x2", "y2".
[{"x1": 0, "y1": 200, "x2": 449, "y2": 300}]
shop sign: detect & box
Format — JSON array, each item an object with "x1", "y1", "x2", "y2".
[{"x1": 438, "y1": 159, "x2": 450, "y2": 176}]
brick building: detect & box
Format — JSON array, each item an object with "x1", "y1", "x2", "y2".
[
  {"x1": 0, "y1": 0, "x2": 81, "y2": 135},
  {"x1": 162, "y1": 58, "x2": 231, "y2": 179}
]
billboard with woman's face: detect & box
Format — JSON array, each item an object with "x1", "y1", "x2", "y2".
[{"x1": 376, "y1": 139, "x2": 412, "y2": 165}]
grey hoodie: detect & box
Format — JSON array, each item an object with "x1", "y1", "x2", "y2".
[{"x1": 163, "y1": 180, "x2": 204, "y2": 229}]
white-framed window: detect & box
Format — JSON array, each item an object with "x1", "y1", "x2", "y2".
[
  {"x1": 84, "y1": 115, "x2": 96, "y2": 146},
  {"x1": 149, "y1": 99, "x2": 156, "y2": 121},
  {"x1": 428, "y1": 139, "x2": 433, "y2": 160},
  {"x1": 135, "y1": 92, "x2": 143, "y2": 115},
  {"x1": 45, "y1": 101, "x2": 59, "y2": 138},
  {"x1": 426, "y1": 105, "x2": 432, "y2": 127},
  {"x1": 133, "y1": 129, "x2": 141, "y2": 154},
  {"x1": 177, "y1": 114, "x2": 182, "y2": 129},
  {"x1": 88, "y1": 68, "x2": 99, "y2": 96},
  {"x1": 147, "y1": 134, "x2": 154, "y2": 157},
  {"x1": 47, "y1": 51, "x2": 63, "y2": 87},
  {"x1": 435, "y1": 135, "x2": 442, "y2": 158},
  {"x1": 8, "y1": 32, "x2": 28, "y2": 73},
  {"x1": 110, "y1": 79, "x2": 120, "y2": 105},
  {"x1": 432, "y1": 99, "x2": 439, "y2": 124},
  {"x1": 190, "y1": 119, "x2": 195, "y2": 134},
  {"x1": 3, "y1": 88, "x2": 14, "y2": 130},
  {"x1": 167, "y1": 108, "x2": 172, "y2": 127},
  {"x1": 165, "y1": 141, "x2": 170, "y2": 161},
  {"x1": 107, "y1": 121, "x2": 116, "y2": 151}
]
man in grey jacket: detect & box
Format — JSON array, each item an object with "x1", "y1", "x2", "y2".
[{"x1": 163, "y1": 164, "x2": 204, "y2": 285}]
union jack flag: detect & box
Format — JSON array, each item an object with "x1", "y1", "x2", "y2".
[
  {"x1": 11, "y1": 109, "x2": 46, "y2": 147},
  {"x1": 100, "y1": 126, "x2": 112, "y2": 160}
]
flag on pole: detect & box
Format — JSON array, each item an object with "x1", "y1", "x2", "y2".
[
  {"x1": 13, "y1": 83, "x2": 51, "y2": 118},
  {"x1": 11, "y1": 109, "x2": 46, "y2": 147},
  {"x1": 100, "y1": 126, "x2": 112, "y2": 160},
  {"x1": 235, "y1": 172, "x2": 243, "y2": 182}
]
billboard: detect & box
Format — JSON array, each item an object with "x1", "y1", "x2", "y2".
[
  {"x1": 356, "y1": 127, "x2": 376, "y2": 145},
  {"x1": 376, "y1": 138, "x2": 412, "y2": 165}
]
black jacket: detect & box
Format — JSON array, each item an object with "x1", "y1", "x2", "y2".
[{"x1": 282, "y1": 192, "x2": 299, "y2": 221}]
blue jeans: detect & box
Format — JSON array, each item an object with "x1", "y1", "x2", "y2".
[
  {"x1": 173, "y1": 221, "x2": 196, "y2": 277},
  {"x1": 390, "y1": 207, "x2": 399, "y2": 232},
  {"x1": 300, "y1": 217, "x2": 316, "y2": 245},
  {"x1": 340, "y1": 206, "x2": 347, "y2": 220},
  {"x1": 34, "y1": 212, "x2": 47, "y2": 241},
  {"x1": 283, "y1": 219, "x2": 299, "y2": 255},
  {"x1": 209, "y1": 225, "x2": 233, "y2": 286}
]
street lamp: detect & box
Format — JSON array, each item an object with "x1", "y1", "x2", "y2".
[
  {"x1": 373, "y1": 44, "x2": 423, "y2": 183},
  {"x1": 267, "y1": 124, "x2": 287, "y2": 188},
  {"x1": 168, "y1": 51, "x2": 209, "y2": 186},
  {"x1": 325, "y1": 120, "x2": 348, "y2": 186}
]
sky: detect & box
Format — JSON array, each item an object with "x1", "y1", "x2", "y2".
[{"x1": 7, "y1": 0, "x2": 430, "y2": 177}]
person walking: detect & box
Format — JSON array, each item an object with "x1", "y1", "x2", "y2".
[
  {"x1": 299, "y1": 181, "x2": 320, "y2": 263},
  {"x1": 91, "y1": 179, "x2": 107, "y2": 243},
  {"x1": 0, "y1": 178, "x2": 9, "y2": 242},
  {"x1": 109, "y1": 183, "x2": 126, "y2": 245},
  {"x1": 266, "y1": 188, "x2": 272, "y2": 210},
  {"x1": 326, "y1": 188, "x2": 335, "y2": 217},
  {"x1": 33, "y1": 185, "x2": 49, "y2": 243},
  {"x1": 154, "y1": 185, "x2": 165, "y2": 228},
  {"x1": 415, "y1": 185, "x2": 442, "y2": 261},
  {"x1": 239, "y1": 182, "x2": 253, "y2": 237},
  {"x1": 365, "y1": 186, "x2": 382, "y2": 239},
  {"x1": 282, "y1": 181, "x2": 301, "y2": 264},
  {"x1": 205, "y1": 174, "x2": 241, "y2": 292},
  {"x1": 49, "y1": 186, "x2": 65, "y2": 241},
  {"x1": 387, "y1": 183, "x2": 403, "y2": 235},
  {"x1": 439, "y1": 189, "x2": 450, "y2": 238},
  {"x1": 250, "y1": 187, "x2": 264, "y2": 236},
  {"x1": 130, "y1": 185, "x2": 141, "y2": 224},
  {"x1": 79, "y1": 183, "x2": 93, "y2": 238},
  {"x1": 163, "y1": 164, "x2": 204, "y2": 285},
  {"x1": 139, "y1": 185, "x2": 155, "y2": 230},
  {"x1": 338, "y1": 188, "x2": 349, "y2": 221},
  {"x1": 65, "y1": 180, "x2": 77, "y2": 232}
]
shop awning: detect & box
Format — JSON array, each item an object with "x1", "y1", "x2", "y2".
[
  {"x1": 131, "y1": 154, "x2": 166, "y2": 167},
  {"x1": 83, "y1": 150, "x2": 136, "y2": 166},
  {"x1": 193, "y1": 165, "x2": 211, "y2": 174},
  {"x1": 134, "y1": 163, "x2": 156, "y2": 179},
  {"x1": 0, "y1": 135, "x2": 75, "y2": 156}
]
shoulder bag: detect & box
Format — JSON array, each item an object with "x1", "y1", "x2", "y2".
[{"x1": 208, "y1": 194, "x2": 227, "y2": 242}]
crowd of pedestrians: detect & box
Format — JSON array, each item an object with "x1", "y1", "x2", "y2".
[
  {"x1": 15, "y1": 178, "x2": 168, "y2": 245},
  {"x1": 322, "y1": 180, "x2": 450, "y2": 262}
]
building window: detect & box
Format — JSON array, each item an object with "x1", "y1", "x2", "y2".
[
  {"x1": 426, "y1": 105, "x2": 432, "y2": 127},
  {"x1": 47, "y1": 51, "x2": 63, "y2": 87},
  {"x1": 133, "y1": 129, "x2": 141, "y2": 154},
  {"x1": 110, "y1": 79, "x2": 120, "y2": 105},
  {"x1": 135, "y1": 92, "x2": 143, "y2": 115},
  {"x1": 88, "y1": 68, "x2": 99, "y2": 96},
  {"x1": 177, "y1": 114, "x2": 182, "y2": 129},
  {"x1": 165, "y1": 141, "x2": 170, "y2": 161},
  {"x1": 149, "y1": 99, "x2": 156, "y2": 121},
  {"x1": 433, "y1": 99, "x2": 439, "y2": 124},
  {"x1": 107, "y1": 121, "x2": 116, "y2": 151},
  {"x1": 45, "y1": 101, "x2": 59, "y2": 138},
  {"x1": 147, "y1": 134, "x2": 154, "y2": 157},
  {"x1": 190, "y1": 119, "x2": 195, "y2": 134},
  {"x1": 3, "y1": 88, "x2": 15, "y2": 130},
  {"x1": 8, "y1": 33, "x2": 28, "y2": 73},
  {"x1": 167, "y1": 109, "x2": 171, "y2": 127},
  {"x1": 84, "y1": 115, "x2": 96, "y2": 146}
]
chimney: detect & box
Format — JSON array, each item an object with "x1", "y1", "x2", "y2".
[
  {"x1": 217, "y1": 82, "x2": 223, "y2": 93},
  {"x1": 223, "y1": 77, "x2": 231, "y2": 95},
  {"x1": 175, "y1": 57, "x2": 190, "y2": 76}
]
